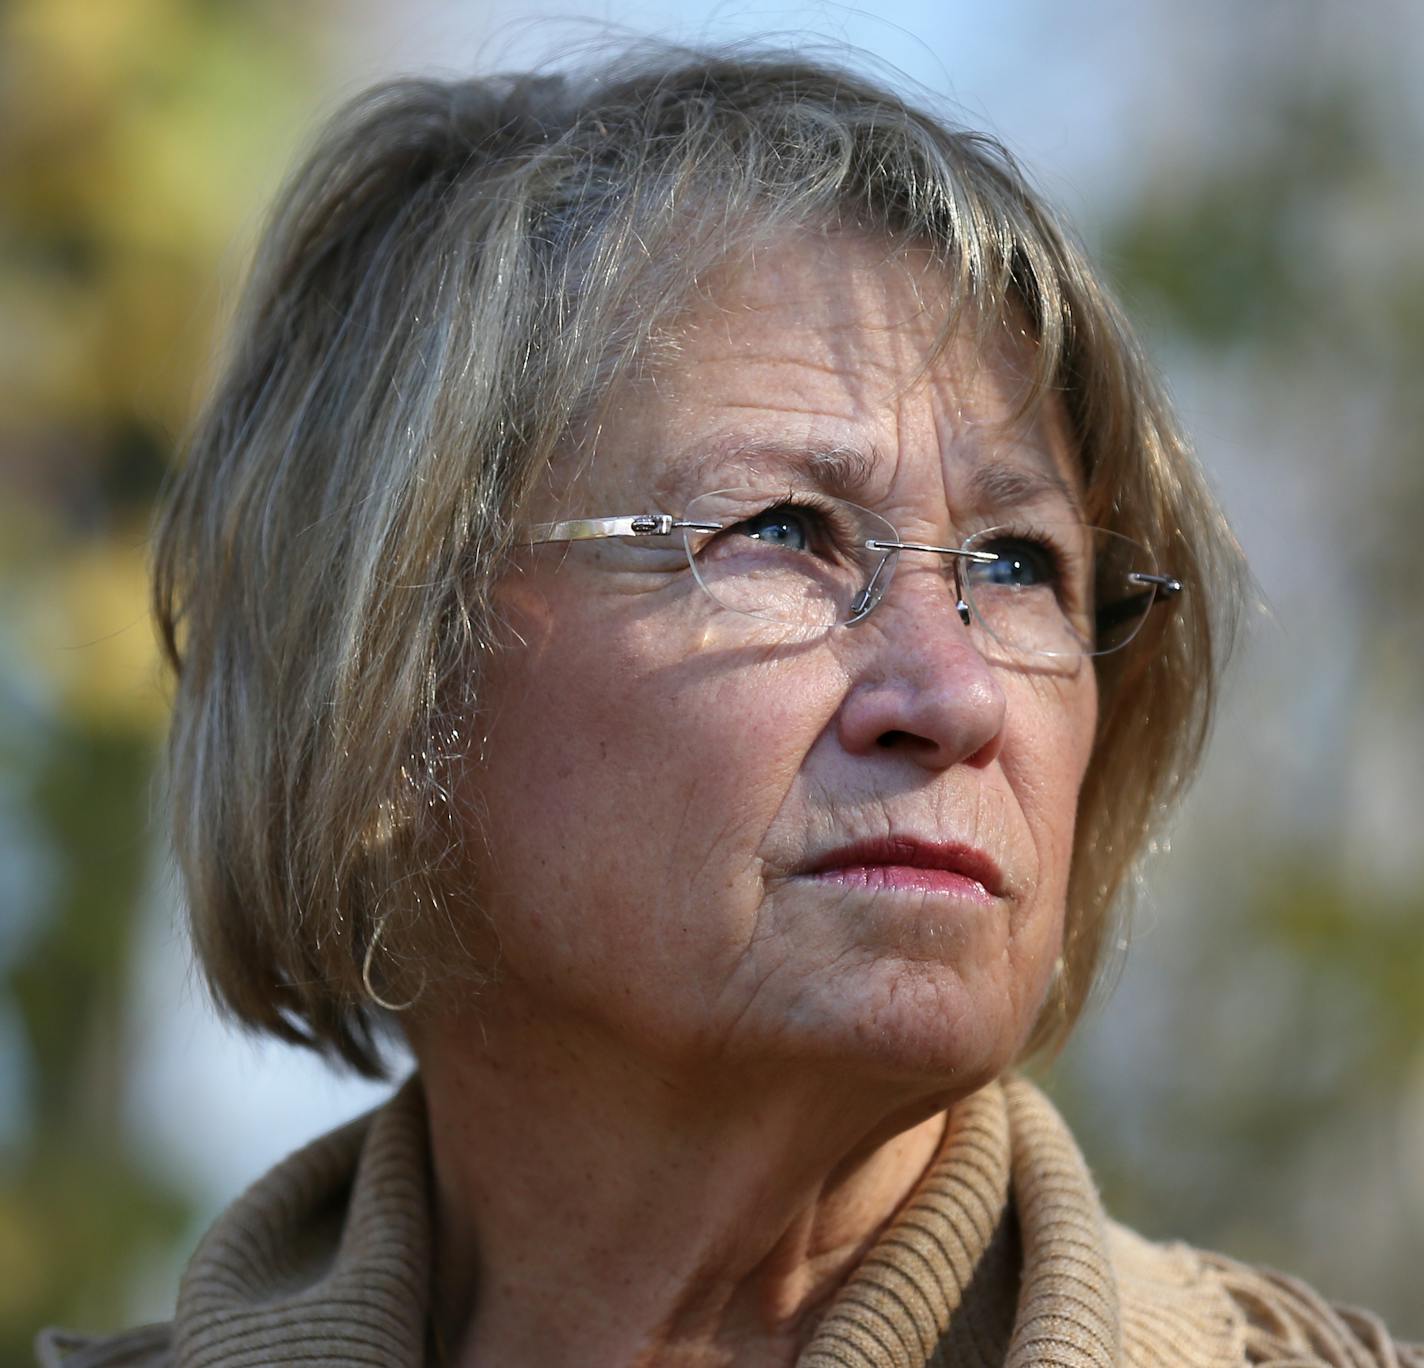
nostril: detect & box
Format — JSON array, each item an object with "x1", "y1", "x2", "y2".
[{"x1": 876, "y1": 730, "x2": 913, "y2": 748}]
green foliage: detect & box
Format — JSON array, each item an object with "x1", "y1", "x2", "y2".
[
  {"x1": 1260, "y1": 871, "x2": 1424, "y2": 1078},
  {"x1": 0, "y1": 0, "x2": 324, "y2": 1351},
  {"x1": 1107, "y1": 79, "x2": 1392, "y2": 351},
  {"x1": 10, "y1": 725, "x2": 154, "y2": 1128}
]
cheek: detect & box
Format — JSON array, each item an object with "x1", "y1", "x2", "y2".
[
  {"x1": 1003, "y1": 667, "x2": 1098, "y2": 929},
  {"x1": 462, "y1": 595, "x2": 839, "y2": 994}
]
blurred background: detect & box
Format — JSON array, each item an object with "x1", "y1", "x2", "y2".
[{"x1": 2, "y1": 0, "x2": 1421, "y2": 1355}]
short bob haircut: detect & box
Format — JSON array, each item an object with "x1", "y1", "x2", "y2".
[{"x1": 153, "y1": 47, "x2": 1243, "y2": 1077}]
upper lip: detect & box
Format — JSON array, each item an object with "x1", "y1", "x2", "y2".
[{"x1": 800, "y1": 837, "x2": 1006, "y2": 896}]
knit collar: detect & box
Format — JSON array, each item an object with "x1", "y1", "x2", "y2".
[
  {"x1": 170, "y1": 1075, "x2": 1234, "y2": 1367},
  {"x1": 175, "y1": 1075, "x2": 433, "y2": 1366},
  {"x1": 802, "y1": 1076, "x2": 1119, "y2": 1367}
]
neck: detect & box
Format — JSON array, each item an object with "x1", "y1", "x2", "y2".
[{"x1": 413, "y1": 1001, "x2": 953, "y2": 1368}]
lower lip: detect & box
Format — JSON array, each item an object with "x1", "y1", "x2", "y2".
[{"x1": 810, "y1": 865, "x2": 994, "y2": 901}]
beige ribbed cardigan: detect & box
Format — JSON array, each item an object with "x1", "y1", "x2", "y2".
[{"x1": 38, "y1": 1076, "x2": 1420, "y2": 1367}]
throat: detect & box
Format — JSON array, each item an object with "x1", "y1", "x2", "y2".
[{"x1": 425, "y1": 1096, "x2": 951, "y2": 1368}]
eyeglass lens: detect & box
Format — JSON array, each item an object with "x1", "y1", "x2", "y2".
[{"x1": 681, "y1": 489, "x2": 1160, "y2": 658}]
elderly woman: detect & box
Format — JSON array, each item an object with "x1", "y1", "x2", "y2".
[{"x1": 41, "y1": 49, "x2": 1418, "y2": 1368}]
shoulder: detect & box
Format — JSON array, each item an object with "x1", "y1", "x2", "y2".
[
  {"x1": 1108, "y1": 1219, "x2": 1424, "y2": 1367},
  {"x1": 33, "y1": 1324, "x2": 172, "y2": 1367},
  {"x1": 33, "y1": 1079, "x2": 428, "y2": 1368}
]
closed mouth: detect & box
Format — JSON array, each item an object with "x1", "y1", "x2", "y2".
[{"x1": 800, "y1": 838, "x2": 1005, "y2": 900}]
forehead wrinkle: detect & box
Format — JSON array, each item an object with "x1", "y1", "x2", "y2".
[
  {"x1": 697, "y1": 349, "x2": 891, "y2": 387},
  {"x1": 715, "y1": 402, "x2": 858, "y2": 421}
]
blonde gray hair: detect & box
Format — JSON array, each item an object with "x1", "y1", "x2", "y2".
[{"x1": 153, "y1": 48, "x2": 1243, "y2": 1076}]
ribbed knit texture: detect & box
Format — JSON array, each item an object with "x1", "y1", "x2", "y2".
[
  {"x1": 801, "y1": 1078, "x2": 1018, "y2": 1367},
  {"x1": 175, "y1": 1077, "x2": 432, "y2": 1368},
  {"x1": 37, "y1": 1076, "x2": 1422, "y2": 1367}
]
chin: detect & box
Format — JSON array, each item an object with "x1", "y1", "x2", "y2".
[{"x1": 780, "y1": 955, "x2": 1047, "y2": 1102}]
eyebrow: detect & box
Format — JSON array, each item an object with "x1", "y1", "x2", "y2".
[
  {"x1": 665, "y1": 435, "x2": 1082, "y2": 517},
  {"x1": 662, "y1": 437, "x2": 879, "y2": 502},
  {"x1": 965, "y1": 460, "x2": 1083, "y2": 517}
]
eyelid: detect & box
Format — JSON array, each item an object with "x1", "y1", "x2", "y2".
[
  {"x1": 718, "y1": 488, "x2": 845, "y2": 525},
  {"x1": 972, "y1": 518, "x2": 1086, "y2": 551}
]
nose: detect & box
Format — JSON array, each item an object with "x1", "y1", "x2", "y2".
[{"x1": 835, "y1": 568, "x2": 1007, "y2": 771}]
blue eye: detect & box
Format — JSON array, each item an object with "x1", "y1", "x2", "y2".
[
  {"x1": 737, "y1": 506, "x2": 816, "y2": 551},
  {"x1": 969, "y1": 537, "x2": 1061, "y2": 589}
]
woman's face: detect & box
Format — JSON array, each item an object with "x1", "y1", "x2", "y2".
[{"x1": 459, "y1": 235, "x2": 1098, "y2": 1100}]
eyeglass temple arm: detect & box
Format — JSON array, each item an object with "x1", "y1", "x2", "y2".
[
  {"x1": 527, "y1": 514, "x2": 723, "y2": 544},
  {"x1": 1132, "y1": 572, "x2": 1183, "y2": 597},
  {"x1": 1095, "y1": 572, "x2": 1184, "y2": 632},
  {"x1": 859, "y1": 544, "x2": 1185, "y2": 638}
]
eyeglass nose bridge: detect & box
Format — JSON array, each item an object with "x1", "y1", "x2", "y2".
[{"x1": 849, "y1": 538, "x2": 999, "y2": 627}]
